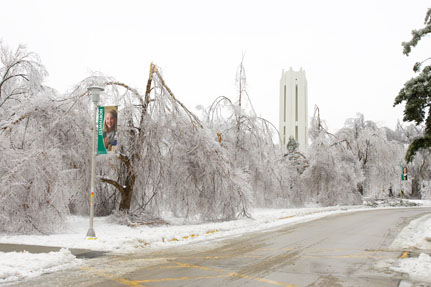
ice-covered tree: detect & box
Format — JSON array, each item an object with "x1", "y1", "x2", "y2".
[
  {"x1": 394, "y1": 7, "x2": 431, "y2": 162},
  {"x1": 286, "y1": 136, "x2": 299, "y2": 153},
  {"x1": 395, "y1": 123, "x2": 431, "y2": 198},
  {"x1": 300, "y1": 107, "x2": 363, "y2": 206},
  {"x1": 0, "y1": 86, "x2": 91, "y2": 233},
  {"x1": 0, "y1": 42, "x2": 46, "y2": 116},
  {"x1": 0, "y1": 43, "x2": 83, "y2": 233},
  {"x1": 64, "y1": 65, "x2": 252, "y2": 222},
  {"x1": 336, "y1": 114, "x2": 404, "y2": 197},
  {"x1": 202, "y1": 60, "x2": 303, "y2": 208}
]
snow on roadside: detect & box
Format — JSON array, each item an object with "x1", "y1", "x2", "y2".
[
  {"x1": 391, "y1": 213, "x2": 431, "y2": 250},
  {"x1": 375, "y1": 212, "x2": 431, "y2": 284},
  {"x1": 390, "y1": 253, "x2": 431, "y2": 283},
  {"x1": 376, "y1": 251, "x2": 431, "y2": 284},
  {"x1": 0, "y1": 202, "x2": 429, "y2": 284},
  {"x1": 0, "y1": 248, "x2": 81, "y2": 284},
  {"x1": 0, "y1": 206, "x2": 370, "y2": 254},
  {"x1": 0, "y1": 205, "x2": 369, "y2": 284}
]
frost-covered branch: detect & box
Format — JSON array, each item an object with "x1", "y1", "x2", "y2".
[
  {"x1": 152, "y1": 65, "x2": 203, "y2": 128},
  {"x1": 0, "y1": 42, "x2": 46, "y2": 110}
]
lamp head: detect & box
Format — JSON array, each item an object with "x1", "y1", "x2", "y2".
[{"x1": 87, "y1": 86, "x2": 104, "y2": 103}]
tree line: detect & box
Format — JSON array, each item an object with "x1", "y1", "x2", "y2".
[{"x1": 1, "y1": 8, "x2": 430, "y2": 233}]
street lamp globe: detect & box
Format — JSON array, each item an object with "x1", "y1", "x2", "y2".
[{"x1": 88, "y1": 86, "x2": 104, "y2": 103}]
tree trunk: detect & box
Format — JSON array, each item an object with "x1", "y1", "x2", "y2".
[
  {"x1": 410, "y1": 178, "x2": 421, "y2": 199},
  {"x1": 99, "y1": 65, "x2": 154, "y2": 212},
  {"x1": 119, "y1": 186, "x2": 133, "y2": 211},
  {"x1": 357, "y1": 183, "x2": 364, "y2": 195}
]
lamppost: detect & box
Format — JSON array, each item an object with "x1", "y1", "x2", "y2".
[{"x1": 86, "y1": 86, "x2": 104, "y2": 238}]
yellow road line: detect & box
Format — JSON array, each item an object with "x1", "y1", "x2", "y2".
[
  {"x1": 227, "y1": 272, "x2": 296, "y2": 287},
  {"x1": 254, "y1": 247, "x2": 294, "y2": 252},
  {"x1": 134, "y1": 274, "x2": 230, "y2": 283},
  {"x1": 302, "y1": 253, "x2": 392, "y2": 259},
  {"x1": 175, "y1": 262, "x2": 220, "y2": 272},
  {"x1": 81, "y1": 261, "x2": 297, "y2": 287},
  {"x1": 173, "y1": 261, "x2": 296, "y2": 287},
  {"x1": 132, "y1": 271, "x2": 296, "y2": 287},
  {"x1": 80, "y1": 266, "x2": 148, "y2": 287}
]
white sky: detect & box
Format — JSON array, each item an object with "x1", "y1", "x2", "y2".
[{"x1": 1, "y1": 0, "x2": 430, "y2": 132}]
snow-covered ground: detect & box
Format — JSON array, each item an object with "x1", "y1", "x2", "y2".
[
  {"x1": 0, "y1": 201, "x2": 430, "y2": 285},
  {"x1": 376, "y1": 209, "x2": 431, "y2": 284},
  {"x1": 0, "y1": 248, "x2": 81, "y2": 284}
]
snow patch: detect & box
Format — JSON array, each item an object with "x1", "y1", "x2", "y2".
[
  {"x1": 390, "y1": 253, "x2": 431, "y2": 283},
  {"x1": 0, "y1": 248, "x2": 81, "y2": 283},
  {"x1": 391, "y1": 213, "x2": 431, "y2": 250}
]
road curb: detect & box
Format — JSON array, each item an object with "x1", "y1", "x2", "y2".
[{"x1": 0, "y1": 243, "x2": 106, "y2": 258}]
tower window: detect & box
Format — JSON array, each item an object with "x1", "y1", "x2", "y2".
[
  {"x1": 284, "y1": 85, "x2": 286, "y2": 122},
  {"x1": 295, "y1": 85, "x2": 298, "y2": 121}
]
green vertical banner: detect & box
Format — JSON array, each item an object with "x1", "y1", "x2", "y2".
[
  {"x1": 401, "y1": 167, "x2": 407, "y2": 180},
  {"x1": 401, "y1": 166, "x2": 408, "y2": 181},
  {"x1": 97, "y1": 107, "x2": 107, "y2": 154},
  {"x1": 97, "y1": 106, "x2": 118, "y2": 154}
]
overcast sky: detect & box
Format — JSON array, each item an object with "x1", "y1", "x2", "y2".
[{"x1": 1, "y1": 0, "x2": 430, "y2": 132}]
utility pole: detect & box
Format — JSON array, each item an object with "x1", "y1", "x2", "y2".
[{"x1": 86, "y1": 86, "x2": 104, "y2": 239}]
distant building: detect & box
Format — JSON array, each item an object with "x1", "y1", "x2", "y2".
[{"x1": 279, "y1": 67, "x2": 308, "y2": 150}]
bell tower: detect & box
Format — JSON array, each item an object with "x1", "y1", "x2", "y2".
[{"x1": 279, "y1": 67, "x2": 308, "y2": 151}]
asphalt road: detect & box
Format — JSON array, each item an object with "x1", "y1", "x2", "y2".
[{"x1": 9, "y1": 207, "x2": 431, "y2": 287}]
